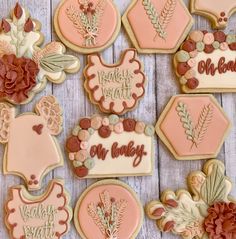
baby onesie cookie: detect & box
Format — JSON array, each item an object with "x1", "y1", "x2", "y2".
[
  {"x1": 146, "y1": 160, "x2": 236, "y2": 239},
  {"x1": 1, "y1": 95, "x2": 64, "y2": 191},
  {"x1": 122, "y1": 0, "x2": 194, "y2": 54},
  {"x1": 66, "y1": 115, "x2": 154, "y2": 178},
  {"x1": 5, "y1": 180, "x2": 72, "y2": 239},
  {"x1": 191, "y1": 0, "x2": 236, "y2": 29},
  {"x1": 54, "y1": 0, "x2": 121, "y2": 54},
  {"x1": 156, "y1": 95, "x2": 231, "y2": 160},
  {"x1": 174, "y1": 31, "x2": 236, "y2": 93},
  {"x1": 0, "y1": 3, "x2": 80, "y2": 105},
  {"x1": 74, "y1": 179, "x2": 143, "y2": 239},
  {"x1": 84, "y1": 49, "x2": 146, "y2": 115}
]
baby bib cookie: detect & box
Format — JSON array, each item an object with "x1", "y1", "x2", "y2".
[
  {"x1": 146, "y1": 160, "x2": 236, "y2": 239},
  {"x1": 0, "y1": 3, "x2": 80, "y2": 105},
  {"x1": 74, "y1": 179, "x2": 143, "y2": 239},
  {"x1": 122, "y1": 0, "x2": 194, "y2": 54},
  {"x1": 174, "y1": 30, "x2": 236, "y2": 93},
  {"x1": 54, "y1": 0, "x2": 121, "y2": 54},
  {"x1": 1, "y1": 95, "x2": 64, "y2": 191},
  {"x1": 156, "y1": 95, "x2": 231, "y2": 160},
  {"x1": 5, "y1": 180, "x2": 72, "y2": 239},
  {"x1": 84, "y1": 49, "x2": 147, "y2": 115},
  {"x1": 66, "y1": 114, "x2": 154, "y2": 178},
  {"x1": 191, "y1": 0, "x2": 236, "y2": 29}
]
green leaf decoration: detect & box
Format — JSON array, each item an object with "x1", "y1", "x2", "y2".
[
  {"x1": 40, "y1": 54, "x2": 77, "y2": 73},
  {"x1": 200, "y1": 165, "x2": 227, "y2": 205}
]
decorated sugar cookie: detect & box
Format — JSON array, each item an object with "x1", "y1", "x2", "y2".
[
  {"x1": 174, "y1": 31, "x2": 236, "y2": 93},
  {"x1": 84, "y1": 49, "x2": 146, "y2": 115},
  {"x1": 122, "y1": 0, "x2": 194, "y2": 54},
  {"x1": 1, "y1": 95, "x2": 64, "y2": 191},
  {"x1": 5, "y1": 180, "x2": 72, "y2": 239},
  {"x1": 66, "y1": 115, "x2": 154, "y2": 178},
  {"x1": 74, "y1": 179, "x2": 143, "y2": 239},
  {"x1": 191, "y1": 0, "x2": 236, "y2": 29},
  {"x1": 146, "y1": 160, "x2": 236, "y2": 239},
  {"x1": 156, "y1": 95, "x2": 231, "y2": 160},
  {"x1": 0, "y1": 3, "x2": 80, "y2": 105},
  {"x1": 54, "y1": 0, "x2": 121, "y2": 54}
]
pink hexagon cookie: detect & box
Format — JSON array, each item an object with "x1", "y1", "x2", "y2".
[
  {"x1": 156, "y1": 95, "x2": 231, "y2": 160},
  {"x1": 122, "y1": 0, "x2": 194, "y2": 54}
]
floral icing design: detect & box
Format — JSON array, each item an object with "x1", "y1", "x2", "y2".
[
  {"x1": 146, "y1": 160, "x2": 236, "y2": 239},
  {"x1": 88, "y1": 190, "x2": 127, "y2": 239},
  {"x1": 84, "y1": 49, "x2": 146, "y2": 115},
  {"x1": 66, "y1": 114, "x2": 155, "y2": 178},
  {"x1": 5, "y1": 180, "x2": 72, "y2": 239},
  {"x1": 66, "y1": 0, "x2": 107, "y2": 46},
  {"x1": 0, "y1": 3, "x2": 80, "y2": 104},
  {"x1": 174, "y1": 31, "x2": 236, "y2": 92},
  {"x1": 176, "y1": 101, "x2": 213, "y2": 149}
]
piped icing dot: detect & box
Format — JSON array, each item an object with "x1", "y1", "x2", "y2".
[
  {"x1": 109, "y1": 114, "x2": 119, "y2": 125},
  {"x1": 186, "y1": 78, "x2": 199, "y2": 89},
  {"x1": 102, "y1": 117, "x2": 109, "y2": 126},
  {"x1": 185, "y1": 69, "x2": 196, "y2": 79},
  {"x1": 74, "y1": 166, "x2": 88, "y2": 178},
  {"x1": 114, "y1": 122, "x2": 124, "y2": 134},
  {"x1": 88, "y1": 127, "x2": 95, "y2": 135},
  {"x1": 180, "y1": 76, "x2": 187, "y2": 85},
  {"x1": 98, "y1": 126, "x2": 111, "y2": 138},
  {"x1": 177, "y1": 63, "x2": 190, "y2": 76},
  {"x1": 189, "y1": 50, "x2": 198, "y2": 58},
  {"x1": 135, "y1": 121, "x2": 145, "y2": 134},
  {"x1": 66, "y1": 136, "x2": 80, "y2": 152},
  {"x1": 91, "y1": 116, "x2": 102, "y2": 129},
  {"x1": 226, "y1": 35, "x2": 236, "y2": 44},
  {"x1": 123, "y1": 119, "x2": 136, "y2": 132},
  {"x1": 84, "y1": 158, "x2": 95, "y2": 170},
  {"x1": 213, "y1": 31, "x2": 226, "y2": 43},
  {"x1": 69, "y1": 153, "x2": 75, "y2": 161},
  {"x1": 204, "y1": 44, "x2": 214, "y2": 54},
  {"x1": 72, "y1": 126, "x2": 81, "y2": 136},
  {"x1": 79, "y1": 118, "x2": 91, "y2": 129},
  {"x1": 203, "y1": 33, "x2": 214, "y2": 45},
  {"x1": 145, "y1": 125, "x2": 155, "y2": 136},
  {"x1": 182, "y1": 40, "x2": 196, "y2": 52},
  {"x1": 73, "y1": 160, "x2": 83, "y2": 168},
  {"x1": 175, "y1": 50, "x2": 190, "y2": 62},
  {"x1": 80, "y1": 141, "x2": 89, "y2": 150},
  {"x1": 75, "y1": 150, "x2": 88, "y2": 162},
  {"x1": 229, "y1": 43, "x2": 236, "y2": 50},
  {"x1": 196, "y1": 42, "x2": 205, "y2": 52},
  {"x1": 220, "y1": 42, "x2": 229, "y2": 51},
  {"x1": 187, "y1": 58, "x2": 196, "y2": 68},
  {"x1": 212, "y1": 41, "x2": 220, "y2": 49},
  {"x1": 78, "y1": 130, "x2": 90, "y2": 141},
  {"x1": 189, "y1": 31, "x2": 204, "y2": 42}
]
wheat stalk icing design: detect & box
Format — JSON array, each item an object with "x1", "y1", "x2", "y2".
[
  {"x1": 88, "y1": 190, "x2": 127, "y2": 239},
  {"x1": 66, "y1": 0, "x2": 106, "y2": 47},
  {"x1": 176, "y1": 102, "x2": 213, "y2": 149},
  {"x1": 142, "y1": 0, "x2": 176, "y2": 40}
]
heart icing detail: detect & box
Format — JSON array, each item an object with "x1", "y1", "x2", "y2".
[{"x1": 32, "y1": 124, "x2": 44, "y2": 135}]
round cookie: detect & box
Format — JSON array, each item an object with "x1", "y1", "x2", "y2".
[
  {"x1": 54, "y1": 0, "x2": 121, "y2": 54},
  {"x1": 74, "y1": 179, "x2": 143, "y2": 239}
]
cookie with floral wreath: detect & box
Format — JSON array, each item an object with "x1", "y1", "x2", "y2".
[
  {"x1": 5, "y1": 179, "x2": 72, "y2": 239},
  {"x1": 1, "y1": 95, "x2": 64, "y2": 191},
  {"x1": 54, "y1": 0, "x2": 121, "y2": 54},
  {"x1": 0, "y1": 3, "x2": 80, "y2": 105},
  {"x1": 84, "y1": 48, "x2": 147, "y2": 115},
  {"x1": 74, "y1": 179, "x2": 143, "y2": 239},
  {"x1": 66, "y1": 114, "x2": 155, "y2": 178},
  {"x1": 174, "y1": 30, "x2": 236, "y2": 93},
  {"x1": 146, "y1": 160, "x2": 236, "y2": 239}
]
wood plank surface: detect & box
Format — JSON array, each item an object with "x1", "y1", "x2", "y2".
[{"x1": 0, "y1": 0, "x2": 236, "y2": 238}]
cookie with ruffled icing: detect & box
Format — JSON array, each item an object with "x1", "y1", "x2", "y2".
[
  {"x1": 66, "y1": 114, "x2": 155, "y2": 178},
  {"x1": 54, "y1": 0, "x2": 121, "y2": 54},
  {"x1": 146, "y1": 159, "x2": 236, "y2": 239},
  {"x1": 5, "y1": 180, "x2": 72, "y2": 239},
  {"x1": 84, "y1": 49, "x2": 147, "y2": 115},
  {"x1": 1, "y1": 95, "x2": 64, "y2": 191},
  {"x1": 74, "y1": 179, "x2": 143, "y2": 239},
  {"x1": 174, "y1": 30, "x2": 236, "y2": 93},
  {"x1": 0, "y1": 3, "x2": 80, "y2": 105}
]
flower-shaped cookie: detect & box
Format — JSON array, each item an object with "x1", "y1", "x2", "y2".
[
  {"x1": 0, "y1": 3, "x2": 80, "y2": 105},
  {"x1": 146, "y1": 160, "x2": 236, "y2": 239},
  {"x1": 1, "y1": 95, "x2": 64, "y2": 190},
  {"x1": 84, "y1": 49, "x2": 146, "y2": 115}
]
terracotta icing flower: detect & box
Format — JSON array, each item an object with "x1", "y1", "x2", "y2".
[
  {"x1": 204, "y1": 202, "x2": 236, "y2": 239},
  {"x1": 0, "y1": 54, "x2": 38, "y2": 103}
]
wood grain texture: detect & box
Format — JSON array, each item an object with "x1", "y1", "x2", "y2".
[{"x1": 0, "y1": 0, "x2": 235, "y2": 239}]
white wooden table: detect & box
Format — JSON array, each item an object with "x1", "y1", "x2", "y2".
[{"x1": 0, "y1": 1, "x2": 236, "y2": 238}]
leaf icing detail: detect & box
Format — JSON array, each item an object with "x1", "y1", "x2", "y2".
[
  {"x1": 200, "y1": 164, "x2": 227, "y2": 205},
  {"x1": 159, "y1": 0, "x2": 176, "y2": 30},
  {"x1": 176, "y1": 102, "x2": 213, "y2": 149},
  {"x1": 40, "y1": 54, "x2": 77, "y2": 73}
]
